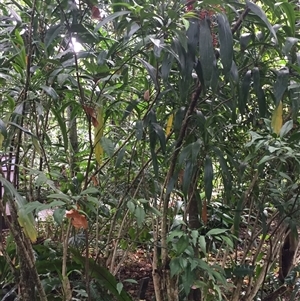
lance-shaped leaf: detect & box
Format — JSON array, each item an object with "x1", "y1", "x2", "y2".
[
  {"x1": 280, "y1": 120, "x2": 293, "y2": 138},
  {"x1": 45, "y1": 24, "x2": 63, "y2": 49},
  {"x1": 274, "y1": 67, "x2": 289, "y2": 106},
  {"x1": 279, "y1": 2, "x2": 295, "y2": 37},
  {"x1": 217, "y1": 13, "x2": 233, "y2": 74},
  {"x1": 204, "y1": 156, "x2": 213, "y2": 202},
  {"x1": 246, "y1": 0, "x2": 278, "y2": 44},
  {"x1": 165, "y1": 114, "x2": 173, "y2": 136},
  {"x1": 252, "y1": 67, "x2": 266, "y2": 117},
  {"x1": 94, "y1": 11, "x2": 131, "y2": 31},
  {"x1": 71, "y1": 249, "x2": 133, "y2": 301},
  {"x1": 0, "y1": 176, "x2": 37, "y2": 243},
  {"x1": 271, "y1": 100, "x2": 283, "y2": 135},
  {"x1": 199, "y1": 17, "x2": 215, "y2": 84},
  {"x1": 138, "y1": 58, "x2": 159, "y2": 90}
]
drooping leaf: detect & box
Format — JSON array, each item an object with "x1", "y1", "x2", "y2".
[
  {"x1": 161, "y1": 52, "x2": 173, "y2": 80},
  {"x1": 199, "y1": 17, "x2": 215, "y2": 84},
  {"x1": 252, "y1": 67, "x2": 266, "y2": 117},
  {"x1": 246, "y1": 0, "x2": 278, "y2": 44},
  {"x1": 51, "y1": 107, "x2": 68, "y2": 152},
  {"x1": 271, "y1": 100, "x2": 283, "y2": 135},
  {"x1": 0, "y1": 119, "x2": 7, "y2": 139},
  {"x1": 274, "y1": 67, "x2": 289, "y2": 105},
  {"x1": 135, "y1": 206, "x2": 145, "y2": 227},
  {"x1": 45, "y1": 24, "x2": 63, "y2": 49},
  {"x1": 41, "y1": 85, "x2": 59, "y2": 100},
  {"x1": 17, "y1": 208, "x2": 38, "y2": 243},
  {"x1": 138, "y1": 58, "x2": 159, "y2": 90},
  {"x1": 95, "y1": 11, "x2": 131, "y2": 31},
  {"x1": 280, "y1": 120, "x2": 293, "y2": 138},
  {"x1": 217, "y1": 13, "x2": 233, "y2": 74},
  {"x1": 71, "y1": 249, "x2": 133, "y2": 301},
  {"x1": 279, "y1": 2, "x2": 296, "y2": 37},
  {"x1": 100, "y1": 137, "x2": 115, "y2": 157},
  {"x1": 165, "y1": 114, "x2": 173, "y2": 137},
  {"x1": 151, "y1": 123, "x2": 166, "y2": 154},
  {"x1": 282, "y1": 37, "x2": 299, "y2": 56}
]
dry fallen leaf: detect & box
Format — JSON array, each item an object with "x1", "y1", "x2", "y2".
[
  {"x1": 91, "y1": 6, "x2": 102, "y2": 20},
  {"x1": 83, "y1": 105, "x2": 98, "y2": 127},
  {"x1": 66, "y1": 209, "x2": 88, "y2": 229},
  {"x1": 143, "y1": 90, "x2": 150, "y2": 101}
]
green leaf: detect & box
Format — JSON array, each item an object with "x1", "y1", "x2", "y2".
[
  {"x1": 230, "y1": 60, "x2": 239, "y2": 83},
  {"x1": 100, "y1": 137, "x2": 115, "y2": 157},
  {"x1": 170, "y1": 257, "x2": 182, "y2": 277},
  {"x1": 41, "y1": 85, "x2": 59, "y2": 100},
  {"x1": 50, "y1": 107, "x2": 68, "y2": 152},
  {"x1": 246, "y1": 0, "x2": 278, "y2": 44},
  {"x1": 204, "y1": 156, "x2": 213, "y2": 201},
  {"x1": 282, "y1": 37, "x2": 299, "y2": 56},
  {"x1": 186, "y1": 18, "x2": 199, "y2": 54},
  {"x1": 252, "y1": 67, "x2": 266, "y2": 117},
  {"x1": 176, "y1": 235, "x2": 189, "y2": 255},
  {"x1": 53, "y1": 208, "x2": 66, "y2": 225},
  {"x1": 23, "y1": 200, "x2": 64, "y2": 215},
  {"x1": 279, "y1": 2, "x2": 295, "y2": 36},
  {"x1": 135, "y1": 206, "x2": 145, "y2": 227},
  {"x1": 199, "y1": 18, "x2": 215, "y2": 84},
  {"x1": 161, "y1": 52, "x2": 173, "y2": 80},
  {"x1": 127, "y1": 201, "x2": 135, "y2": 213},
  {"x1": 115, "y1": 147, "x2": 126, "y2": 168},
  {"x1": 71, "y1": 249, "x2": 133, "y2": 301},
  {"x1": 280, "y1": 120, "x2": 293, "y2": 138},
  {"x1": 45, "y1": 24, "x2": 63, "y2": 49},
  {"x1": 217, "y1": 13, "x2": 233, "y2": 74},
  {"x1": 274, "y1": 68, "x2": 289, "y2": 105},
  {"x1": 182, "y1": 161, "x2": 194, "y2": 197},
  {"x1": 47, "y1": 193, "x2": 71, "y2": 202},
  {"x1": 95, "y1": 11, "x2": 131, "y2": 31},
  {"x1": 199, "y1": 235, "x2": 207, "y2": 255},
  {"x1": 0, "y1": 119, "x2": 7, "y2": 139},
  {"x1": 116, "y1": 282, "x2": 123, "y2": 295},
  {"x1": 138, "y1": 59, "x2": 159, "y2": 90},
  {"x1": 151, "y1": 123, "x2": 166, "y2": 154},
  {"x1": 206, "y1": 228, "x2": 228, "y2": 236}
]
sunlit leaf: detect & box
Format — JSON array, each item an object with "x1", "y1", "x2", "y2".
[
  {"x1": 95, "y1": 11, "x2": 131, "y2": 31},
  {"x1": 271, "y1": 101, "x2": 283, "y2": 135},
  {"x1": 165, "y1": 114, "x2": 173, "y2": 136}
]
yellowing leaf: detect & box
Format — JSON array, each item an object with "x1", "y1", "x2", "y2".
[
  {"x1": 0, "y1": 133, "x2": 4, "y2": 149},
  {"x1": 271, "y1": 101, "x2": 283, "y2": 135},
  {"x1": 18, "y1": 209, "x2": 37, "y2": 243},
  {"x1": 166, "y1": 114, "x2": 173, "y2": 136},
  {"x1": 94, "y1": 106, "x2": 104, "y2": 165}
]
